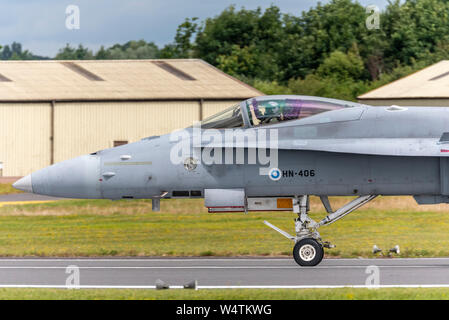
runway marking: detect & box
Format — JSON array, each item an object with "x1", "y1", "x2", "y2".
[
  {"x1": 0, "y1": 265, "x2": 445, "y2": 269},
  {"x1": 0, "y1": 259, "x2": 294, "y2": 262},
  {"x1": 0, "y1": 266, "x2": 302, "y2": 269},
  {"x1": 0, "y1": 258, "x2": 446, "y2": 289},
  {"x1": 1, "y1": 284, "x2": 449, "y2": 289},
  {"x1": 0, "y1": 257, "x2": 448, "y2": 262},
  {"x1": 199, "y1": 285, "x2": 449, "y2": 289}
]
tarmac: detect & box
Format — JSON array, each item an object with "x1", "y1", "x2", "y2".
[
  {"x1": 0, "y1": 258, "x2": 448, "y2": 289},
  {"x1": 1, "y1": 192, "x2": 449, "y2": 289}
]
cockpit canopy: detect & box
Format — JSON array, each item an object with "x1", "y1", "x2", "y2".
[
  {"x1": 201, "y1": 103, "x2": 244, "y2": 129},
  {"x1": 200, "y1": 95, "x2": 364, "y2": 129}
]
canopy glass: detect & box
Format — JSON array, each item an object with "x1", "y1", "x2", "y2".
[{"x1": 200, "y1": 96, "x2": 361, "y2": 129}]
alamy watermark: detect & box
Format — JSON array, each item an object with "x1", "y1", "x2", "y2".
[
  {"x1": 65, "y1": 265, "x2": 80, "y2": 289},
  {"x1": 169, "y1": 122, "x2": 279, "y2": 176},
  {"x1": 365, "y1": 265, "x2": 380, "y2": 289},
  {"x1": 366, "y1": 5, "x2": 380, "y2": 30},
  {"x1": 66, "y1": 5, "x2": 80, "y2": 30}
]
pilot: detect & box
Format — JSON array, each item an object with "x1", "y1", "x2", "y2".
[
  {"x1": 282, "y1": 99, "x2": 302, "y2": 121},
  {"x1": 260, "y1": 101, "x2": 281, "y2": 124},
  {"x1": 252, "y1": 99, "x2": 301, "y2": 125},
  {"x1": 251, "y1": 99, "x2": 263, "y2": 122}
]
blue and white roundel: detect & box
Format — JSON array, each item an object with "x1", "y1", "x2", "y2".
[{"x1": 269, "y1": 168, "x2": 281, "y2": 181}]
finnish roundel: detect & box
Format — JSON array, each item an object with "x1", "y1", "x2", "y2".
[
  {"x1": 183, "y1": 157, "x2": 198, "y2": 171},
  {"x1": 269, "y1": 168, "x2": 281, "y2": 181}
]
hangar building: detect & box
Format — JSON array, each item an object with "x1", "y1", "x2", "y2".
[
  {"x1": 358, "y1": 60, "x2": 449, "y2": 107},
  {"x1": 0, "y1": 59, "x2": 261, "y2": 176}
]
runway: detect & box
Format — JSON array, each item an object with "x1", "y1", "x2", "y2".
[
  {"x1": 0, "y1": 193, "x2": 61, "y2": 207},
  {"x1": 1, "y1": 258, "x2": 449, "y2": 289},
  {"x1": 0, "y1": 193, "x2": 61, "y2": 202}
]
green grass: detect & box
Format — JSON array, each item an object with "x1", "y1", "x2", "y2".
[
  {"x1": 1, "y1": 288, "x2": 449, "y2": 300},
  {"x1": 0, "y1": 183, "x2": 21, "y2": 195},
  {"x1": 0, "y1": 197, "x2": 447, "y2": 257}
]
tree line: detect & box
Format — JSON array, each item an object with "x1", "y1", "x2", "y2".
[{"x1": 2, "y1": 0, "x2": 449, "y2": 101}]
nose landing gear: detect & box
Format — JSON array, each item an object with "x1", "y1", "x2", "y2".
[
  {"x1": 264, "y1": 194, "x2": 378, "y2": 267},
  {"x1": 293, "y1": 238, "x2": 324, "y2": 266}
]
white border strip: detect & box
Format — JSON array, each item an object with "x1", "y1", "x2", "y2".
[
  {"x1": 0, "y1": 265, "x2": 440, "y2": 269},
  {"x1": 0, "y1": 259, "x2": 291, "y2": 262},
  {"x1": 199, "y1": 285, "x2": 449, "y2": 289},
  {"x1": 0, "y1": 284, "x2": 449, "y2": 289},
  {"x1": 0, "y1": 257, "x2": 447, "y2": 262},
  {"x1": 0, "y1": 266, "x2": 301, "y2": 269}
]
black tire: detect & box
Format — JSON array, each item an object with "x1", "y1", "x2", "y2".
[{"x1": 293, "y1": 238, "x2": 324, "y2": 267}]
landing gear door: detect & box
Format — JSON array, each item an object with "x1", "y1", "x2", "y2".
[{"x1": 205, "y1": 188, "x2": 246, "y2": 212}]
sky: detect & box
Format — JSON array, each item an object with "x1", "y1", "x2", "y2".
[{"x1": 0, "y1": 0, "x2": 389, "y2": 57}]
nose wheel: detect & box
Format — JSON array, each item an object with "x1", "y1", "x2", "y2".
[
  {"x1": 293, "y1": 238, "x2": 324, "y2": 266},
  {"x1": 264, "y1": 194, "x2": 378, "y2": 267}
]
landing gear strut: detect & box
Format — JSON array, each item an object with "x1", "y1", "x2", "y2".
[{"x1": 264, "y1": 195, "x2": 378, "y2": 267}]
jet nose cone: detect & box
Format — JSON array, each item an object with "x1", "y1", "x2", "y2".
[
  {"x1": 31, "y1": 154, "x2": 101, "y2": 198},
  {"x1": 12, "y1": 174, "x2": 33, "y2": 193}
]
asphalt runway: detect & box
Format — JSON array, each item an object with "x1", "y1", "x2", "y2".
[
  {"x1": 0, "y1": 258, "x2": 449, "y2": 288},
  {"x1": 0, "y1": 193, "x2": 61, "y2": 202},
  {"x1": 1, "y1": 194, "x2": 449, "y2": 289}
]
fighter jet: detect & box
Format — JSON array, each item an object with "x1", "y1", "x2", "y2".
[{"x1": 13, "y1": 95, "x2": 449, "y2": 266}]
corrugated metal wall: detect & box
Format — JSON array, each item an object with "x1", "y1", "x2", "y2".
[
  {"x1": 0, "y1": 103, "x2": 51, "y2": 176},
  {"x1": 54, "y1": 101, "x2": 200, "y2": 162},
  {"x1": 202, "y1": 101, "x2": 241, "y2": 119},
  {"x1": 0, "y1": 100, "x2": 242, "y2": 176}
]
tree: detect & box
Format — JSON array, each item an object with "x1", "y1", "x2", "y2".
[
  {"x1": 192, "y1": 1, "x2": 376, "y2": 82},
  {"x1": 0, "y1": 42, "x2": 41, "y2": 60},
  {"x1": 317, "y1": 45, "x2": 366, "y2": 80},
  {"x1": 95, "y1": 46, "x2": 108, "y2": 60},
  {"x1": 195, "y1": 5, "x2": 261, "y2": 65},
  {"x1": 99, "y1": 40, "x2": 159, "y2": 59},
  {"x1": 216, "y1": 44, "x2": 258, "y2": 77},
  {"x1": 382, "y1": 0, "x2": 449, "y2": 67},
  {"x1": 2, "y1": 45, "x2": 11, "y2": 60},
  {"x1": 194, "y1": 5, "x2": 284, "y2": 80},
  {"x1": 174, "y1": 17, "x2": 198, "y2": 58},
  {"x1": 55, "y1": 44, "x2": 94, "y2": 60}
]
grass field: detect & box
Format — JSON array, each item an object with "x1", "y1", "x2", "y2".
[
  {"x1": 0, "y1": 183, "x2": 21, "y2": 195},
  {"x1": 0, "y1": 195, "x2": 448, "y2": 257},
  {"x1": 1, "y1": 190, "x2": 449, "y2": 300},
  {"x1": 1, "y1": 287, "x2": 449, "y2": 300}
]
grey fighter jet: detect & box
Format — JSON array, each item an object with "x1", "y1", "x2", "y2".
[{"x1": 13, "y1": 95, "x2": 449, "y2": 266}]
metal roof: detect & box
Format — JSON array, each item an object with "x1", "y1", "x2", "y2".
[
  {"x1": 0, "y1": 59, "x2": 262, "y2": 102},
  {"x1": 358, "y1": 60, "x2": 449, "y2": 100}
]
